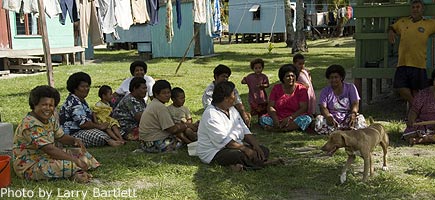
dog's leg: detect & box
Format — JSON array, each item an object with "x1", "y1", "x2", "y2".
[
  {"x1": 340, "y1": 154, "x2": 355, "y2": 183},
  {"x1": 380, "y1": 141, "x2": 388, "y2": 171},
  {"x1": 370, "y1": 154, "x2": 374, "y2": 177},
  {"x1": 362, "y1": 153, "x2": 371, "y2": 182}
]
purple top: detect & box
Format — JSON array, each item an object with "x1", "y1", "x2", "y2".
[
  {"x1": 243, "y1": 73, "x2": 269, "y2": 105},
  {"x1": 319, "y1": 82, "x2": 360, "y2": 123}
]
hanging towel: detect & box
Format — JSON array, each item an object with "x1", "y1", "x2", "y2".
[
  {"x1": 60, "y1": 0, "x2": 80, "y2": 25},
  {"x1": 115, "y1": 0, "x2": 133, "y2": 30},
  {"x1": 212, "y1": 0, "x2": 221, "y2": 38},
  {"x1": 45, "y1": 0, "x2": 62, "y2": 18},
  {"x1": 131, "y1": 0, "x2": 150, "y2": 24},
  {"x1": 148, "y1": 0, "x2": 159, "y2": 25},
  {"x1": 205, "y1": 0, "x2": 213, "y2": 36},
  {"x1": 166, "y1": 0, "x2": 174, "y2": 43},
  {"x1": 97, "y1": 0, "x2": 117, "y2": 34},
  {"x1": 2, "y1": 0, "x2": 21, "y2": 13},
  {"x1": 80, "y1": 0, "x2": 104, "y2": 47},
  {"x1": 22, "y1": 0, "x2": 38, "y2": 14},
  {"x1": 176, "y1": 0, "x2": 182, "y2": 29},
  {"x1": 194, "y1": 0, "x2": 206, "y2": 23}
]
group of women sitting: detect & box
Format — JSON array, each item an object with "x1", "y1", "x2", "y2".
[{"x1": 13, "y1": 58, "x2": 428, "y2": 182}]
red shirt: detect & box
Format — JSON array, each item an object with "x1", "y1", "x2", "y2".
[{"x1": 269, "y1": 83, "x2": 308, "y2": 120}]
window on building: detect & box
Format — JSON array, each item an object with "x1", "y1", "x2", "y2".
[
  {"x1": 249, "y1": 5, "x2": 261, "y2": 20},
  {"x1": 15, "y1": 13, "x2": 39, "y2": 35}
]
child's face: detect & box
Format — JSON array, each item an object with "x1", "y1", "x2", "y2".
[
  {"x1": 253, "y1": 63, "x2": 263, "y2": 74},
  {"x1": 215, "y1": 73, "x2": 230, "y2": 84},
  {"x1": 102, "y1": 90, "x2": 113, "y2": 102},
  {"x1": 172, "y1": 92, "x2": 185, "y2": 107},
  {"x1": 294, "y1": 59, "x2": 305, "y2": 71}
]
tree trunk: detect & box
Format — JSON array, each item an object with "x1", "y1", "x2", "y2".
[
  {"x1": 284, "y1": 0, "x2": 294, "y2": 47},
  {"x1": 292, "y1": 0, "x2": 307, "y2": 53}
]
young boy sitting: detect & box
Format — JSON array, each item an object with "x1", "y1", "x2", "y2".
[{"x1": 167, "y1": 87, "x2": 198, "y2": 143}]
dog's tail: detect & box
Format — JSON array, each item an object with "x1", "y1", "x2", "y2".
[{"x1": 366, "y1": 116, "x2": 375, "y2": 126}]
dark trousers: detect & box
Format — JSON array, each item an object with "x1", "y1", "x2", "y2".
[{"x1": 211, "y1": 145, "x2": 270, "y2": 169}]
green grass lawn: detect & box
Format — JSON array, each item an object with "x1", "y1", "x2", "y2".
[{"x1": 1, "y1": 37, "x2": 435, "y2": 199}]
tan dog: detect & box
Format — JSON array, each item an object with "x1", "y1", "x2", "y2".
[{"x1": 321, "y1": 123, "x2": 389, "y2": 183}]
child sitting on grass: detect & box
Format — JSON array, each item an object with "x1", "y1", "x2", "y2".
[
  {"x1": 167, "y1": 87, "x2": 198, "y2": 143},
  {"x1": 241, "y1": 58, "x2": 270, "y2": 123},
  {"x1": 93, "y1": 85, "x2": 125, "y2": 144}
]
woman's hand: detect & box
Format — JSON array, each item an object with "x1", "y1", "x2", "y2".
[
  {"x1": 326, "y1": 115, "x2": 338, "y2": 127},
  {"x1": 279, "y1": 116, "x2": 293, "y2": 128},
  {"x1": 74, "y1": 158, "x2": 88, "y2": 171},
  {"x1": 349, "y1": 113, "x2": 357, "y2": 128},
  {"x1": 74, "y1": 138, "x2": 87, "y2": 154},
  {"x1": 241, "y1": 146, "x2": 258, "y2": 161},
  {"x1": 252, "y1": 145, "x2": 265, "y2": 161}
]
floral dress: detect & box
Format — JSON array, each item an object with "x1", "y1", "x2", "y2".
[{"x1": 13, "y1": 113, "x2": 99, "y2": 180}]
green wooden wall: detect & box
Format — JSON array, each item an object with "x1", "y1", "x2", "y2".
[{"x1": 9, "y1": 11, "x2": 74, "y2": 50}]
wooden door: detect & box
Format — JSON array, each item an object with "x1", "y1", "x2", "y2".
[{"x1": 0, "y1": 0, "x2": 11, "y2": 49}]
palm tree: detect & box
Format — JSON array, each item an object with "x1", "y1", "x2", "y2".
[{"x1": 284, "y1": 0, "x2": 295, "y2": 47}]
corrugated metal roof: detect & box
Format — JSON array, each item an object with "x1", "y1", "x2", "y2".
[{"x1": 249, "y1": 4, "x2": 260, "y2": 12}]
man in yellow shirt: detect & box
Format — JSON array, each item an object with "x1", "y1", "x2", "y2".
[{"x1": 388, "y1": 0, "x2": 435, "y2": 108}]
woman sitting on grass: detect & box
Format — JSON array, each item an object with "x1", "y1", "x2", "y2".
[
  {"x1": 259, "y1": 64, "x2": 312, "y2": 132},
  {"x1": 403, "y1": 70, "x2": 435, "y2": 145},
  {"x1": 112, "y1": 77, "x2": 148, "y2": 141},
  {"x1": 13, "y1": 85, "x2": 99, "y2": 183},
  {"x1": 197, "y1": 81, "x2": 282, "y2": 171},
  {"x1": 314, "y1": 64, "x2": 367, "y2": 135},
  {"x1": 59, "y1": 72, "x2": 124, "y2": 147}
]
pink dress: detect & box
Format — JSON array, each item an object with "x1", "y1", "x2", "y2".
[
  {"x1": 243, "y1": 73, "x2": 269, "y2": 115},
  {"x1": 297, "y1": 69, "x2": 316, "y2": 115}
]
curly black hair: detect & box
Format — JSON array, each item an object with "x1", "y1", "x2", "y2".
[
  {"x1": 29, "y1": 85, "x2": 61, "y2": 110},
  {"x1": 129, "y1": 61, "x2": 147, "y2": 76},
  {"x1": 278, "y1": 64, "x2": 299, "y2": 83},
  {"x1": 171, "y1": 87, "x2": 184, "y2": 99},
  {"x1": 152, "y1": 80, "x2": 171, "y2": 97},
  {"x1": 250, "y1": 58, "x2": 264, "y2": 70},
  {"x1": 213, "y1": 64, "x2": 232, "y2": 78},
  {"x1": 66, "y1": 72, "x2": 91, "y2": 94},
  {"x1": 129, "y1": 77, "x2": 147, "y2": 93},
  {"x1": 325, "y1": 64, "x2": 346, "y2": 81},
  {"x1": 212, "y1": 81, "x2": 235, "y2": 104},
  {"x1": 98, "y1": 85, "x2": 112, "y2": 98}
]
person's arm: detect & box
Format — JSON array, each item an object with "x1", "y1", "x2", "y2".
[
  {"x1": 267, "y1": 100, "x2": 280, "y2": 128},
  {"x1": 165, "y1": 123, "x2": 187, "y2": 135},
  {"x1": 243, "y1": 134, "x2": 265, "y2": 161},
  {"x1": 320, "y1": 104, "x2": 338, "y2": 127},
  {"x1": 41, "y1": 143, "x2": 88, "y2": 171},
  {"x1": 349, "y1": 101, "x2": 359, "y2": 128},
  {"x1": 388, "y1": 26, "x2": 397, "y2": 44},
  {"x1": 225, "y1": 139, "x2": 259, "y2": 161},
  {"x1": 407, "y1": 110, "x2": 418, "y2": 127},
  {"x1": 134, "y1": 112, "x2": 143, "y2": 122},
  {"x1": 79, "y1": 120, "x2": 108, "y2": 131},
  {"x1": 235, "y1": 103, "x2": 250, "y2": 127},
  {"x1": 241, "y1": 76, "x2": 247, "y2": 84}
]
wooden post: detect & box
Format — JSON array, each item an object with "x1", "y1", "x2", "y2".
[{"x1": 37, "y1": 0, "x2": 54, "y2": 87}]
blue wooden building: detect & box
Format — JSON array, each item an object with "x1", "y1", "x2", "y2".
[
  {"x1": 106, "y1": 0, "x2": 214, "y2": 58},
  {"x1": 0, "y1": 1, "x2": 84, "y2": 71},
  {"x1": 228, "y1": 0, "x2": 287, "y2": 42}
]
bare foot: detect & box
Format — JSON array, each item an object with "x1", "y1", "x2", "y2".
[
  {"x1": 229, "y1": 164, "x2": 244, "y2": 172},
  {"x1": 264, "y1": 158, "x2": 285, "y2": 166},
  {"x1": 72, "y1": 171, "x2": 92, "y2": 183},
  {"x1": 107, "y1": 139, "x2": 123, "y2": 147}
]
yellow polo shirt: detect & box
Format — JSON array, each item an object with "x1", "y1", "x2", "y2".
[{"x1": 391, "y1": 17, "x2": 435, "y2": 69}]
